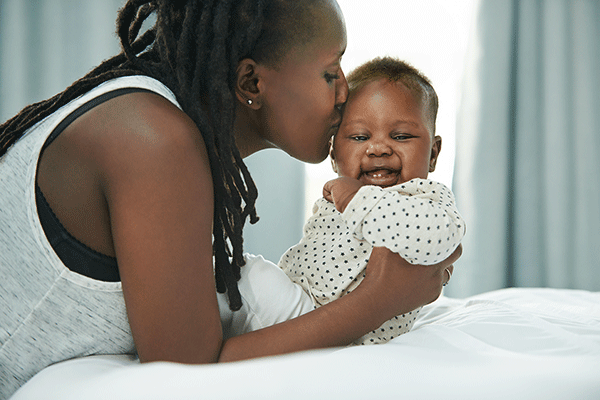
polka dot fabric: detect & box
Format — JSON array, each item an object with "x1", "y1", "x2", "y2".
[
  {"x1": 344, "y1": 178, "x2": 465, "y2": 265},
  {"x1": 278, "y1": 178, "x2": 465, "y2": 345}
]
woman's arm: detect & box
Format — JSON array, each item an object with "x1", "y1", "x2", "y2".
[
  {"x1": 98, "y1": 93, "x2": 222, "y2": 364},
  {"x1": 218, "y1": 244, "x2": 460, "y2": 362}
]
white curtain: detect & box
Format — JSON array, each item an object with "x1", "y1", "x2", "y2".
[
  {"x1": 0, "y1": 0, "x2": 305, "y2": 264},
  {"x1": 447, "y1": 0, "x2": 600, "y2": 297},
  {"x1": 0, "y1": 0, "x2": 125, "y2": 121}
]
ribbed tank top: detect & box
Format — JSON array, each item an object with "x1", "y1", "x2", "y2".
[{"x1": 0, "y1": 76, "x2": 181, "y2": 397}]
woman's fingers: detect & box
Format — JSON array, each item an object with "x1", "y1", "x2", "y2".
[
  {"x1": 445, "y1": 244, "x2": 462, "y2": 267},
  {"x1": 359, "y1": 244, "x2": 463, "y2": 320},
  {"x1": 359, "y1": 248, "x2": 435, "y2": 318},
  {"x1": 432, "y1": 244, "x2": 461, "y2": 291}
]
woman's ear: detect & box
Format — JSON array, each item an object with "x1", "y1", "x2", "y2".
[
  {"x1": 429, "y1": 135, "x2": 442, "y2": 172},
  {"x1": 235, "y1": 58, "x2": 261, "y2": 109}
]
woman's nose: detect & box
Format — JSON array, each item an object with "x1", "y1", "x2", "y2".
[
  {"x1": 335, "y1": 69, "x2": 349, "y2": 107},
  {"x1": 366, "y1": 140, "x2": 393, "y2": 157}
]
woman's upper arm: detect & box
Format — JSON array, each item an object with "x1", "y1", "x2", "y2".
[{"x1": 99, "y1": 94, "x2": 222, "y2": 364}]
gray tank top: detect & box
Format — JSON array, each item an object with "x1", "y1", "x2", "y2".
[{"x1": 0, "y1": 76, "x2": 182, "y2": 398}]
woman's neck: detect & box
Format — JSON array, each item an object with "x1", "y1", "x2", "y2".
[{"x1": 233, "y1": 102, "x2": 275, "y2": 158}]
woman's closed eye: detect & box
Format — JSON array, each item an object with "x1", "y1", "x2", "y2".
[{"x1": 324, "y1": 72, "x2": 341, "y2": 84}]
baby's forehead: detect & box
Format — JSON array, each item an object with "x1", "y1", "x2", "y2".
[
  {"x1": 343, "y1": 79, "x2": 424, "y2": 118},
  {"x1": 341, "y1": 78, "x2": 435, "y2": 135},
  {"x1": 348, "y1": 78, "x2": 417, "y2": 102}
]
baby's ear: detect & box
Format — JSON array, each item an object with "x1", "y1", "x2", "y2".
[
  {"x1": 329, "y1": 137, "x2": 338, "y2": 173},
  {"x1": 429, "y1": 135, "x2": 442, "y2": 172}
]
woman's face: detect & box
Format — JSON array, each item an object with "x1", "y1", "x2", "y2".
[
  {"x1": 331, "y1": 79, "x2": 441, "y2": 187},
  {"x1": 255, "y1": 0, "x2": 348, "y2": 164}
]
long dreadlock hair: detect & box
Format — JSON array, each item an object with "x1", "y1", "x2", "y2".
[{"x1": 0, "y1": 0, "x2": 324, "y2": 311}]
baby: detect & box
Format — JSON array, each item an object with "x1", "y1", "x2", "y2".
[{"x1": 279, "y1": 57, "x2": 465, "y2": 345}]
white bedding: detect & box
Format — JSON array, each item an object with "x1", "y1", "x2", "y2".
[{"x1": 11, "y1": 288, "x2": 600, "y2": 400}]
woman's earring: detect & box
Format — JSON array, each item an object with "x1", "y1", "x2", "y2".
[{"x1": 246, "y1": 99, "x2": 253, "y2": 105}]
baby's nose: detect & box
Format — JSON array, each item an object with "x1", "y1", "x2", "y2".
[{"x1": 366, "y1": 141, "x2": 393, "y2": 156}]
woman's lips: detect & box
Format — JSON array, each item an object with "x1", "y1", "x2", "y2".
[{"x1": 359, "y1": 169, "x2": 400, "y2": 187}]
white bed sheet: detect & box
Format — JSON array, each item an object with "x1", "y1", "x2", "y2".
[{"x1": 11, "y1": 288, "x2": 600, "y2": 400}]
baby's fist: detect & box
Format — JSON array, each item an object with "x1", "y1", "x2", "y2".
[{"x1": 323, "y1": 177, "x2": 364, "y2": 213}]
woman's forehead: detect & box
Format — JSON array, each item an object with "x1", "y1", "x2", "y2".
[{"x1": 287, "y1": 17, "x2": 346, "y2": 66}]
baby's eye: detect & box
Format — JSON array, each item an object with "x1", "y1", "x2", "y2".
[
  {"x1": 392, "y1": 133, "x2": 412, "y2": 141},
  {"x1": 350, "y1": 134, "x2": 368, "y2": 141}
]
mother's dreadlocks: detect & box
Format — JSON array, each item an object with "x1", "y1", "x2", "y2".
[{"x1": 0, "y1": 0, "x2": 323, "y2": 311}]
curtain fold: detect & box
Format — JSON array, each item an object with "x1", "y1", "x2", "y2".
[
  {"x1": 448, "y1": 0, "x2": 600, "y2": 297},
  {"x1": 0, "y1": 0, "x2": 126, "y2": 121}
]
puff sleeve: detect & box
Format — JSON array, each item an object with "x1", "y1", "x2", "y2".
[{"x1": 341, "y1": 178, "x2": 465, "y2": 265}]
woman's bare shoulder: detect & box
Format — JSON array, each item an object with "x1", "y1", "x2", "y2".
[{"x1": 83, "y1": 91, "x2": 205, "y2": 166}]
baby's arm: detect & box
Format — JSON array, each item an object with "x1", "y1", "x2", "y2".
[{"x1": 342, "y1": 178, "x2": 465, "y2": 265}]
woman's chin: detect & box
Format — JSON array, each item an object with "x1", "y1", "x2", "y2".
[{"x1": 293, "y1": 146, "x2": 331, "y2": 164}]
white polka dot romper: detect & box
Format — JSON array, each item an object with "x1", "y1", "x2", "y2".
[{"x1": 278, "y1": 178, "x2": 465, "y2": 345}]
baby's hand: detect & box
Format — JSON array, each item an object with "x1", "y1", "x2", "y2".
[{"x1": 323, "y1": 177, "x2": 364, "y2": 213}]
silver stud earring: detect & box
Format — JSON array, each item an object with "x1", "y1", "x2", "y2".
[{"x1": 246, "y1": 99, "x2": 253, "y2": 105}]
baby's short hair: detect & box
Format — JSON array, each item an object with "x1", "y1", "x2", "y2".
[{"x1": 346, "y1": 57, "x2": 438, "y2": 135}]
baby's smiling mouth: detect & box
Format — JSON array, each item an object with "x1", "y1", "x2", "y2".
[{"x1": 360, "y1": 168, "x2": 401, "y2": 187}]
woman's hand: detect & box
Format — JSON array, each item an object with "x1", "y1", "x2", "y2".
[
  {"x1": 218, "y1": 244, "x2": 462, "y2": 362},
  {"x1": 323, "y1": 177, "x2": 364, "y2": 213},
  {"x1": 356, "y1": 244, "x2": 462, "y2": 322}
]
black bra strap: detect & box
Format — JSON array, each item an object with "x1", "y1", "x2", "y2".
[
  {"x1": 38, "y1": 86, "x2": 156, "y2": 281},
  {"x1": 43, "y1": 87, "x2": 155, "y2": 151}
]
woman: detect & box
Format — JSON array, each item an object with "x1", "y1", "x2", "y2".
[{"x1": 0, "y1": 0, "x2": 459, "y2": 397}]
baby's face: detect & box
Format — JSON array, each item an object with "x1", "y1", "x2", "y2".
[{"x1": 330, "y1": 78, "x2": 440, "y2": 187}]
